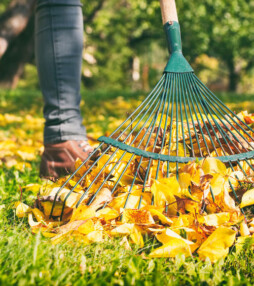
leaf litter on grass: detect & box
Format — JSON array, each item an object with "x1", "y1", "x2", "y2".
[{"x1": 11, "y1": 109, "x2": 254, "y2": 263}]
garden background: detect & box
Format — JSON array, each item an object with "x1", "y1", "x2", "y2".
[{"x1": 0, "y1": 0, "x2": 254, "y2": 285}]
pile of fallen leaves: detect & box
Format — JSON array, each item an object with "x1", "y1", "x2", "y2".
[{"x1": 15, "y1": 111, "x2": 254, "y2": 262}]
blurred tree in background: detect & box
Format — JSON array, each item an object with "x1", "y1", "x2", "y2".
[{"x1": 0, "y1": 0, "x2": 253, "y2": 92}]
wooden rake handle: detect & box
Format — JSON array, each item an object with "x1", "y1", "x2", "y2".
[{"x1": 160, "y1": 0, "x2": 179, "y2": 24}]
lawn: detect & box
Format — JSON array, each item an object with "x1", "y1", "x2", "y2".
[{"x1": 0, "y1": 88, "x2": 254, "y2": 286}]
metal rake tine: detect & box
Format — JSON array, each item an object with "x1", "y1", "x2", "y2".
[
  {"x1": 88, "y1": 81, "x2": 169, "y2": 207},
  {"x1": 50, "y1": 143, "x2": 104, "y2": 218},
  {"x1": 109, "y1": 74, "x2": 166, "y2": 138},
  {"x1": 195, "y1": 75, "x2": 254, "y2": 141},
  {"x1": 185, "y1": 73, "x2": 211, "y2": 156},
  {"x1": 244, "y1": 159, "x2": 254, "y2": 171},
  {"x1": 190, "y1": 74, "x2": 224, "y2": 156},
  {"x1": 190, "y1": 74, "x2": 235, "y2": 156},
  {"x1": 155, "y1": 73, "x2": 172, "y2": 179},
  {"x1": 102, "y1": 84, "x2": 169, "y2": 206},
  {"x1": 56, "y1": 77, "x2": 165, "y2": 217},
  {"x1": 199, "y1": 90, "x2": 253, "y2": 152},
  {"x1": 183, "y1": 73, "x2": 203, "y2": 157},
  {"x1": 73, "y1": 87, "x2": 165, "y2": 210},
  {"x1": 78, "y1": 77, "x2": 167, "y2": 211},
  {"x1": 181, "y1": 74, "x2": 195, "y2": 157},
  {"x1": 138, "y1": 78, "x2": 171, "y2": 208},
  {"x1": 194, "y1": 80, "x2": 248, "y2": 155},
  {"x1": 114, "y1": 79, "x2": 165, "y2": 141},
  {"x1": 178, "y1": 74, "x2": 187, "y2": 157},
  {"x1": 167, "y1": 73, "x2": 176, "y2": 156},
  {"x1": 123, "y1": 80, "x2": 169, "y2": 210}
]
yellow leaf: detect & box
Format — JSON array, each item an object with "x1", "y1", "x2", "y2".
[
  {"x1": 51, "y1": 220, "x2": 90, "y2": 243},
  {"x1": 202, "y1": 213, "x2": 231, "y2": 227},
  {"x1": 28, "y1": 213, "x2": 41, "y2": 227},
  {"x1": 40, "y1": 186, "x2": 82, "y2": 209},
  {"x1": 210, "y1": 174, "x2": 225, "y2": 196},
  {"x1": 178, "y1": 173, "x2": 191, "y2": 189},
  {"x1": 86, "y1": 230, "x2": 103, "y2": 243},
  {"x1": 42, "y1": 232, "x2": 57, "y2": 238},
  {"x1": 240, "y1": 188, "x2": 254, "y2": 208},
  {"x1": 148, "y1": 208, "x2": 173, "y2": 225},
  {"x1": 151, "y1": 177, "x2": 180, "y2": 215},
  {"x1": 197, "y1": 227, "x2": 236, "y2": 262},
  {"x1": 5, "y1": 157, "x2": 18, "y2": 169},
  {"x1": 15, "y1": 202, "x2": 31, "y2": 218},
  {"x1": 51, "y1": 232, "x2": 68, "y2": 245},
  {"x1": 240, "y1": 221, "x2": 250, "y2": 236},
  {"x1": 111, "y1": 152, "x2": 133, "y2": 180},
  {"x1": 46, "y1": 221, "x2": 64, "y2": 228},
  {"x1": 111, "y1": 223, "x2": 135, "y2": 236},
  {"x1": 154, "y1": 228, "x2": 194, "y2": 246},
  {"x1": 149, "y1": 237, "x2": 192, "y2": 258},
  {"x1": 109, "y1": 188, "x2": 151, "y2": 211},
  {"x1": 71, "y1": 205, "x2": 96, "y2": 222},
  {"x1": 15, "y1": 162, "x2": 32, "y2": 172},
  {"x1": 202, "y1": 158, "x2": 227, "y2": 176},
  {"x1": 224, "y1": 171, "x2": 245, "y2": 192},
  {"x1": 119, "y1": 236, "x2": 132, "y2": 250},
  {"x1": 249, "y1": 218, "x2": 254, "y2": 227},
  {"x1": 96, "y1": 207, "x2": 119, "y2": 221},
  {"x1": 171, "y1": 214, "x2": 194, "y2": 228},
  {"x1": 184, "y1": 228, "x2": 204, "y2": 253},
  {"x1": 32, "y1": 208, "x2": 45, "y2": 222},
  {"x1": 74, "y1": 158, "x2": 89, "y2": 177},
  {"x1": 130, "y1": 228, "x2": 144, "y2": 247},
  {"x1": 23, "y1": 183, "x2": 41, "y2": 194},
  {"x1": 16, "y1": 146, "x2": 37, "y2": 161},
  {"x1": 40, "y1": 186, "x2": 63, "y2": 197},
  {"x1": 77, "y1": 219, "x2": 95, "y2": 235},
  {"x1": 59, "y1": 191, "x2": 82, "y2": 208},
  {"x1": 122, "y1": 209, "x2": 154, "y2": 224},
  {"x1": 41, "y1": 201, "x2": 72, "y2": 217}
]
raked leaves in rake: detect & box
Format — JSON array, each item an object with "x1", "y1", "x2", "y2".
[{"x1": 50, "y1": 0, "x2": 254, "y2": 220}]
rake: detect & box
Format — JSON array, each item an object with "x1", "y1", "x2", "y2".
[{"x1": 50, "y1": 0, "x2": 254, "y2": 220}]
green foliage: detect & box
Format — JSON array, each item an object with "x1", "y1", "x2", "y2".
[
  {"x1": 82, "y1": 0, "x2": 163, "y2": 89},
  {"x1": 1, "y1": 0, "x2": 253, "y2": 91},
  {"x1": 80, "y1": 0, "x2": 254, "y2": 90},
  {"x1": 178, "y1": 0, "x2": 254, "y2": 90},
  {"x1": 0, "y1": 0, "x2": 9, "y2": 14},
  {"x1": 17, "y1": 64, "x2": 39, "y2": 90}
]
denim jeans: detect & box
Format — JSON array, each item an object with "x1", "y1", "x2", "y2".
[{"x1": 35, "y1": 0, "x2": 87, "y2": 144}]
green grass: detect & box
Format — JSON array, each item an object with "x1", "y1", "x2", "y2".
[{"x1": 1, "y1": 88, "x2": 254, "y2": 285}]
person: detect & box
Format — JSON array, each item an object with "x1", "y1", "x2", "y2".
[{"x1": 35, "y1": 0, "x2": 93, "y2": 178}]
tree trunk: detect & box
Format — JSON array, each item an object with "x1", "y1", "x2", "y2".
[
  {"x1": 227, "y1": 59, "x2": 240, "y2": 92},
  {"x1": 142, "y1": 64, "x2": 149, "y2": 91},
  {"x1": 0, "y1": 0, "x2": 105, "y2": 89},
  {"x1": 0, "y1": 0, "x2": 35, "y2": 88},
  {"x1": 228, "y1": 70, "x2": 239, "y2": 92},
  {"x1": 0, "y1": 15, "x2": 34, "y2": 88},
  {"x1": 0, "y1": 0, "x2": 35, "y2": 59}
]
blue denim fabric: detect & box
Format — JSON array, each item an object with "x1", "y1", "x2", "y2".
[{"x1": 35, "y1": 0, "x2": 87, "y2": 144}]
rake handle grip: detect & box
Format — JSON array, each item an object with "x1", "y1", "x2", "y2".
[{"x1": 160, "y1": 0, "x2": 179, "y2": 24}]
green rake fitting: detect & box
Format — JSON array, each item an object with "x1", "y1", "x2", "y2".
[{"x1": 50, "y1": 0, "x2": 254, "y2": 220}]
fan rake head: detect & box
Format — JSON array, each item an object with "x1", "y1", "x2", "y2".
[{"x1": 50, "y1": 14, "x2": 254, "y2": 221}]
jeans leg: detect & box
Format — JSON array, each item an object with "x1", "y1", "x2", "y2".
[{"x1": 35, "y1": 0, "x2": 87, "y2": 144}]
